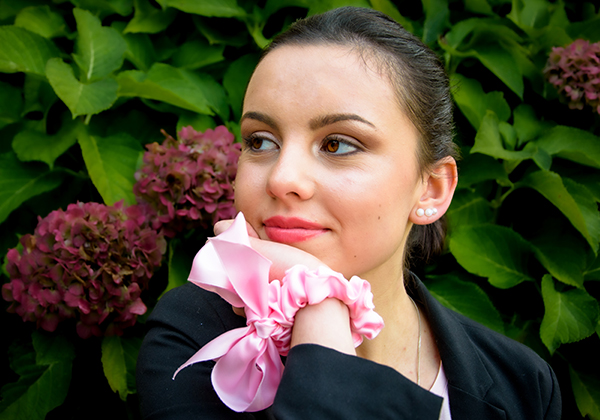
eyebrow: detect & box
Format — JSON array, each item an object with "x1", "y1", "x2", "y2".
[
  {"x1": 241, "y1": 111, "x2": 376, "y2": 131},
  {"x1": 309, "y1": 113, "x2": 376, "y2": 130},
  {"x1": 241, "y1": 112, "x2": 279, "y2": 130}
]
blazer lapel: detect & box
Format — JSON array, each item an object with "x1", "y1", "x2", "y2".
[{"x1": 409, "y1": 275, "x2": 507, "y2": 420}]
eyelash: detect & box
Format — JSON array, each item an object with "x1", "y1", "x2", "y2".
[{"x1": 242, "y1": 134, "x2": 361, "y2": 156}]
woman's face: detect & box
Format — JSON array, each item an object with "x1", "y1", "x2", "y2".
[{"x1": 235, "y1": 44, "x2": 426, "y2": 281}]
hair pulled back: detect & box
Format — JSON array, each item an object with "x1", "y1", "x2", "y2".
[{"x1": 260, "y1": 6, "x2": 458, "y2": 269}]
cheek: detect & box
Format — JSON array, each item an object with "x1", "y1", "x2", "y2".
[{"x1": 233, "y1": 161, "x2": 267, "y2": 214}]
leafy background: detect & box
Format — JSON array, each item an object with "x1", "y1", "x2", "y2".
[{"x1": 1, "y1": 0, "x2": 599, "y2": 418}]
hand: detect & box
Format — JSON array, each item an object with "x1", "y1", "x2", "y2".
[
  {"x1": 214, "y1": 218, "x2": 355, "y2": 355},
  {"x1": 214, "y1": 218, "x2": 326, "y2": 282}
]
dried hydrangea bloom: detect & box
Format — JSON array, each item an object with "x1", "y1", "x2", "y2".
[
  {"x1": 2, "y1": 201, "x2": 167, "y2": 338},
  {"x1": 134, "y1": 125, "x2": 241, "y2": 236},
  {"x1": 544, "y1": 39, "x2": 600, "y2": 115}
]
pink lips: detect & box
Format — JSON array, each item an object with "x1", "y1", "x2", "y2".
[{"x1": 263, "y1": 216, "x2": 328, "y2": 244}]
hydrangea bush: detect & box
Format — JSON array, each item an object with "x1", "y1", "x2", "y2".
[
  {"x1": 133, "y1": 126, "x2": 241, "y2": 236},
  {"x1": 544, "y1": 39, "x2": 600, "y2": 114},
  {"x1": 2, "y1": 201, "x2": 166, "y2": 338}
]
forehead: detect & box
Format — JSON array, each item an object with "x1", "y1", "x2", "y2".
[{"x1": 244, "y1": 44, "x2": 400, "y2": 119}]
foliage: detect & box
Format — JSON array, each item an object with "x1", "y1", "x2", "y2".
[{"x1": 0, "y1": 0, "x2": 598, "y2": 418}]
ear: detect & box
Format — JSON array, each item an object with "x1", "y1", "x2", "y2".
[{"x1": 409, "y1": 157, "x2": 458, "y2": 225}]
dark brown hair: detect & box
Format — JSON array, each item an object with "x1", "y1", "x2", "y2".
[{"x1": 259, "y1": 6, "x2": 459, "y2": 269}]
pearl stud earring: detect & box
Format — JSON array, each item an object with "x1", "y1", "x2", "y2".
[{"x1": 416, "y1": 208, "x2": 438, "y2": 217}]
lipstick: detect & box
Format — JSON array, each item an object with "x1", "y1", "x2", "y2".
[{"x1": 263, "y1": 216, "x2": 328, "y2": 244}]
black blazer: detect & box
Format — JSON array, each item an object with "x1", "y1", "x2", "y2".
[{"x1": 136, "y1": 275, "x2": 561, "y2": 419}]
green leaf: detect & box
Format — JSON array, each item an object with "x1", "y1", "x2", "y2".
[
  {"x1": 473, "y1": 43, "x2": 524, "y2": 99},
  {"x1": 70, "y1": 0, "x2": 133, "y2": 17},
  {"x1": 531, "y1": 232, "x2": 587, "y2": 289},
  {"x1": 0, "y1": 0, "x2": 47, "y2": 20},
  {"x1": 0, "y1": 26, "x2": 60, "y2": 76},
  {"x1": 422, "y1": 0, "x2": 449, "y2": 45},
  {"x1": 14, "y1": 5, "x2": 70, "y2": 39},
  {"x1": 570, "y1": 365, "x2": 600, "y2": 420},
  {"x1": 448, "y1": 224, "x2": 534, "y2": 288},
  {"x1": 526, "y1": 142, "x2": 551, "y2": 171},
  {"x1": 32, "y1": 332, "x2": 76, "y2": 366},
  {"x1": 443, "y1": 20, "x2": 526, "y2": 98},
  {"x1": 22, "y1": 75, "x2": 57, "y2": 116},
  {"x1": 498, "y1": 121, "x2": 517, "y2": 150},
  {"x1": 568, "y1": 16, "x2": 600, "y2": 43},
  {"x1": 427, "y1": 274, "x2": 505, "y2": 334},
  {"x1": 0, "y1": 333, "x2": 74, "y2": 420},
  {"x1": 471, "y1": 111, "x2": 535, "y2": 162},
  {"x1": 223, "y1": 54, "x2": 260, "y2": 121},
  {"x1": 161, "y1": 239, "x2": 194, "y2": 298},
  {"x1": 169, "y1": 38, "x2": 225, "y2": 70},
  {"x1": 101, "y1": 336, "x2": 141, "y2": 400},
  {"x1": 12, "y1": 117, "x2": 80, "y2": 169},
  {"x1": 0, "y1": 152, "x2": 64, "y2": 224},
  {"x1": 157, "y1": 0, "x2": 246, "y2": 17},
  {"x1": 72, "y1": 8, "x2": 127, "y2": 83},
  {"x1": 124, "y1": 0, "x2": 177, "y2": 34},
  {"x1": 46, "y1": 58, "x2": 118, "y2": 120},
  {"x1": 451, "y1": 73, "x2": 511, "y2": 130},
  {"x1": 518, "y1": 171, "x2": 600, "y2": 253},
  {"x1": 192, "y1": 16, "x2": 248, "y2": 47},
  {"x1": 446, "y1": 190, "x2": 493, "y2": 231},
  {"x1": 369, "y1": 0, "x2": 415, "y2": 32},
  {"x1": 512, "y1": 104, "x2": 554, "y2": 147},
  {"x1": 464, "y1": 0, "x2": 493, "y2": 15},
  {"x1": 567, "y1": 173, "x2": 600, "y2": 204},
  {"x1": 508, "y1": 0, "x2": 551, "y2": 31},
  {"x1": 117, "y1": 63, "x2": 229, "y2": 119},
  {"x1": 0, "y1": 81, "x2": 23, "y2": 130},
  {"x1": 564, "y1": 178, "x2": 600, "y2": 252},
  {"x1": 540, "y1": 275, "x2": 599, "y2": 354},
  {"x1": 533, "y1": 125, "x2": 600, "y2": 169},
  {"x1": 77, "y1": 130, "x2": 143, "y2": 205},
  {"x1": 584, "y1": 253, "x2": 600, "y2": 282},
  {"x1": 121, "y1": 32, "x2": 156, "y2": 71},
  {"x1": 456, "y1": 151, "x2": 509, "y2": 189},
  {"x1": 176, "y1": 112, "x2": 215, "y2": 134}
]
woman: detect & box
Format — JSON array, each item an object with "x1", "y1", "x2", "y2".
[{"x1": 137, "y1": 7, "x2": 561, "y2": 419}]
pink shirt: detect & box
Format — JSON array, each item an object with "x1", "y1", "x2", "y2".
[{"x1": 429, "y1": 363, "x2": 452, "y2": 420}]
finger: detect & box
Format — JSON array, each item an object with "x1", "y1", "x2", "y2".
[
  {"x1": 214, "y1": 219, "x2": 234, "y2": 235},
  {"x1": 214, "y1": 219, "x2": 260, "y2": 238},
  {"x1": 248, "y1": 237, "x2": 326, "y2": 281},
  {"x1": 232, "y1": 306, "x2": 246, "y2": 318},
  {"x1": 245, "y1": 221, "x2": 260, "y2": 239}
]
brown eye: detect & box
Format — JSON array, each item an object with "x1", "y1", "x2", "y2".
[
  {"x1": 250, "y1": 137, "x2": 263, "y2": 149},
  {"x1": 325, "y1": 140, "x2": 339, "y2": 153}
]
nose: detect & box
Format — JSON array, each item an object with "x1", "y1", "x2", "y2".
[{"x1": 266, "y1": 143, "x2": 315, "y2": 201}]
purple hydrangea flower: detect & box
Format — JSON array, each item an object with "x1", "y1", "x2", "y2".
[
  {"x1": 2, "y1": 201, "x2": 166, "y2": 338},
  {"x1": 133, "y1": 125, "x2": 241, "y2": 236},
  {"x1": 544, "y1": 39, "x2": 600, "y2": 115}
]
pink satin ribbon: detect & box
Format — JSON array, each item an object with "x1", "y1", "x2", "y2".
[{"x1": 173, "y1": 212, "x2": 384, "y2": 412}]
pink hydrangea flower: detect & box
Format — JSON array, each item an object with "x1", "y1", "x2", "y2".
[
  {"x1": 544, "y1": 39, "x2": 600, "y2": 114},
  {"x1": 134, "y1": 125, "x2": 241, "y2": 236},
  {"x1": 2, "y1": 201, "x2": 167, "y2": 338}
]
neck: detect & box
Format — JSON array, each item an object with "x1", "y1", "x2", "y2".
[
  {"x1": 356, "y1": 269, "x2": 439, "y2": 388},
  {"x1": 356, "y1": 270, "x2": 417, "y2": 367}
]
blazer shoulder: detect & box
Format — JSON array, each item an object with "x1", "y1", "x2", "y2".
[{"x1": 147, "y1": 282, "x2": 246, "y2": 346}]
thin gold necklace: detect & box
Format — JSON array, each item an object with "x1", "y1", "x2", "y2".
[{"x1": 408, "y1": 296, "x2": 422, "y2": 386}]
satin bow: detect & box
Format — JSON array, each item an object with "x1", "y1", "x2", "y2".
[{"x1": 173, "y1": 212, "x2": 384, "y2": 412}]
